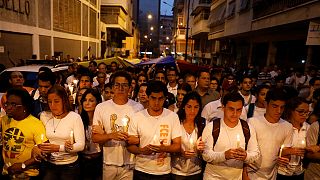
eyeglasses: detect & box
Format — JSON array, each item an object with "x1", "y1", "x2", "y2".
[
  {"x1": 295, "y1": 109, "x2": 310, "y2": 116},
  {"x1": 4, "y1": 102, "x2": 23, "y2": 108},
  {"x1": 113, "y1": 83, "x2": 129, "y2": 89}
]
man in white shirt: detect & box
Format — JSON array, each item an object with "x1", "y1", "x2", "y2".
[
  {"x1": 202, "y1": 86, "x2": 247, "y2": 123},
  {"x1": 239, "y1": 75, "x2": 256, "y2": 107},
  {"x1": 247, "y1": 88, "x2": 293, "y2": 180},
  {"x1": 92, "y1": 71, "x2": 144, "y2": 180},
  {"x1": 202, "y1": 92, "x2": 260, "y2": 180},
  {"x1": 127, "y1": 80, "x2": 182, "y2": 180},
  {"x1": 166, "y1": 68, "x2": 178, "y2": 96}
]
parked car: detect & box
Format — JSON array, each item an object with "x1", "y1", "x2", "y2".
[{"x1": 0, "y1": 62, "x2": 69, "y2": 100}]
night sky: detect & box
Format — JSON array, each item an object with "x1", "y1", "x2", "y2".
[{"x1": 161, "y1": 0, "x2": 174, "y2": 16}]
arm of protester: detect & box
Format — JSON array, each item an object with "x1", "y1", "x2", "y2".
[
  {"x1": 244, "y1": 124, "x2": 260, "y2": 164},
  {"x1": 202, "y1": 122, "x2": 226, "y2": 163}
]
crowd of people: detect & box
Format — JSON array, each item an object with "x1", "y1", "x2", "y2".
[{"x1": 1, "y1": 60, "x2": 320, "y2": 180}]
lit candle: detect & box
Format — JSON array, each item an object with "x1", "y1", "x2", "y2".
[
  {"x1": 236, "y1": 134, "x2": 240, "y2": 148},
  {"x1": 70, "y1": 131, "x2": 74, "y2": 144},
  {"x1": 152, "y1": 135, "x2": 158, "y2": 145},
  {"x1": 279, "y1": 144, "x2": 284, "y2": 157},
  {"x1": 189, "y1": 137, "x2": 194, "y2": 152},
  {"x1": 122, "y1": 117, "x2": 129, "y2": 132},
  {"x1": 41, "y1": 134, "x2": 44, "y2": 142},
  {"x1": 301, "y1": 139, "x2": 306, "y2": 148}
]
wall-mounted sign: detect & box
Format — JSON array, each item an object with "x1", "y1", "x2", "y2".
[
  {"x1": 306, "y1": 21, "x2": 320, "y2": 45},
  {"x1": 0, "y1": 0, "x2": 31, "y2": 17}
]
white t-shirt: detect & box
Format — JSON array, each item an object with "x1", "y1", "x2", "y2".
[
  {"x1": 247, "y1": 116, "x2": 293, "y2": 180},
  {"x1": 278, "y1": 122, "x2": 309, "y2": 176},
  {"x1": 171, "y1": 125, "x2": 202, "y2": 176},
  {"x1": 93, "y1": 99, "x2": 144, "y2": 166},
  {"x1": 128, "y1": 108, "x2": 182, "y2": 175},
  {"x1": 201, "y1": 99, "x2": 247, "y2": 124},
  {"x1": 167, "y1": 84, "x2": 178, "y2": 96},
  {"x1": 202, "y1": 118, "x2": 260, "y2": 180},
  {"x1": 305, "y1": 121, "x2": 320, "y2": 179},
  {"x1": 40, "y1": 111, "x2": 85, "y2": 165},
  {"x1": 239, "y1": 91, "x2": 256, "y2": 106}
]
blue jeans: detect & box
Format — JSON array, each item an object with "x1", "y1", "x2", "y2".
[{"x1": 42, "y1": 160, "x2": 80, "y2": 180}]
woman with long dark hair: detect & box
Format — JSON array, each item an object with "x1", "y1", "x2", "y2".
[
  {"x1": 79, "y1": 88, "x2": 102, "y2": 180},
  {"x1": 171, "y1": 91, "x2": 206, "y2": 180},
  {"x1": 38, "y1": 85, "x2": 85, "y2": 180},
  {"x1": 278, "y1": 97, "x2": 310, "y2": 179}
]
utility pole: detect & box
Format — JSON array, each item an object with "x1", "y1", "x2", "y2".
[{"x1": 185, "y1": 0, "x2": 191, "y2": 61}]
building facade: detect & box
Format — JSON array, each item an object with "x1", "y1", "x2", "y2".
[
  {"x1": 173, "y1": 0, "x2": 194, "y2": 61},
  {"x1": 100, "y1": 0, "x2": 139, "y2": 58},
  {"x1": 0, "y1": 0, "x2": 100, "y2": 67},
  {"x1": 138, "y1": 0, "x2": 161, "y2": 58},
  {"x1": 159, "y1": 15, "x2": 173, "y2": 55},
  {"x1": 207, "y1": 0, "x2": 320, "y2": 68}
]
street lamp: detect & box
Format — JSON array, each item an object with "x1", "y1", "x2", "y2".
[
  {"x1": 147, "y1": 14, "x2": 152, "y2": 20},
  {"x1": 150, "y1": 26, "x2": 154, "y2": 31},
  {"x1": 144, "y1": 35, "x2": 148, "y2": 39}
]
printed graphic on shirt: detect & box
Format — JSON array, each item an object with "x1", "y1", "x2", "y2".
[
  {"x1": 110, "y1": 114, "x2": 131, "y2": 133},
  {"x1": 157, "y1": 124, "x2": 169, "y2": 166},
  {"x1": 3, "y1": 127, "x2": 25, "y2": 159}
]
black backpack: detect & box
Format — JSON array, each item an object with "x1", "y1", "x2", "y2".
[{"x1": 211, "y1": 118, "x2": 251, "y2": 150}]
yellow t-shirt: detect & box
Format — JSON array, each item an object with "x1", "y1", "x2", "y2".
[{"x1": 1, "y1": 114, "x2": 47, "y2": 176}]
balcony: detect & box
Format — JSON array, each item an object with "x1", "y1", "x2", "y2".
[
  {"x1": 191, "y1": 0, "x2": 212, "y2": 16},
  {"x1": 253, "y1": 0, "x2": 315, "y2": 19},
  {"x1": 191, "y1": 11, "x2": 210, "y2": 36},
  {"x1": 101, "y1": 0, "x2": 129, "y2": 14}
]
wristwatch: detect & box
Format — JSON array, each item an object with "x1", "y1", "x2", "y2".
[{"x1": 21, "y1": 163, "x2": 26, "y2": 169}]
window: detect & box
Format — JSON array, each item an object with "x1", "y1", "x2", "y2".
[
  {"x1": 239, "y1": 0, "x2": 250, "y2": 12},
  {"x1": 226, "y1": 0, "x2": 236, "y2": 18}
]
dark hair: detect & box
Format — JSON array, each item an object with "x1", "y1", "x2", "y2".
[
  {"x1": 222, "y1": 92, "x2": 244, "y2": 106},
  {"x1": 98, "y1": 62, "x2": 107, "y2": 68},
  {"x1": 137, "y1": 74, "x2": 148, "y2": 82},
  {"x1": 6, "y1": 87, "x2": 34, "y2": 114},
  {"x1": 80, "y1": 89, "x2": 102, "y2": 129},
  {"x1": 313, "y1": 88, "x2": 320, "y2": 100},
  {"x1": 38, "y1": 71, "x2": 56, "y2": 85},
  {"x1": 239, "y1": 75, "x2": 252, "y2": 84},
  {"x1": 184, "y1": 73, "x2": 196, "y2": 80},
  {"x1": 111, "y1": 71, "x2": 132, "y2": 86},
  {"x1": 255, "y1": 84, "x2": 271, "y2": 96},
  {"x1": 155, "y1": 70, "x2": 166, "y2": 79},
  {"x1": 38, "y1": 66, "x2": 52, "y2": 74},
  {"x1": 146, "y1": 80, "x2": 168, "y2": 97},
  {"x1": 167, "y1": 67, "x2": 178, "y2": 75},
  {"x1": 105, "y1": 83, "x2": 112, "y2": 90},
  {"x1": 47, "y1": 85, "x2": 71, "y2": 113},
  {"x1": 111, "y1": 61, "x2": 118, "y2": 67},
  {"x1": 177, "y1": 83, "x2": 192, "y2": 93},
  {"x1": 197, "y1": 70, "x2": 210, "y2": 78},
  {"x1": 283, "y1": 97, "x2": 309, "y2": 120},
  {"x1": 310, "y1": 77, "x2": 320, "y2": 86},
  {"x1": 89, "y1": 60, "x2": 97, "y2": 67},
  {"x1": 177, "y1": 91, "x2": 203, "y2": 122},
  {"x1": 80, "y1": 73, "x2": 93, "y2": 83},
  {"x1": 265, "y1": 88, "x2": 288, "y2": 103}
]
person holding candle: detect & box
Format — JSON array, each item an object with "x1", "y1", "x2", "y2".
[
  {"x1": 127, "y1": 80, "x2": 182, "y2": 180},
  {"x1": 1, "y1": 88, "x2": 48, "y2": 179},
  {"x1": 92, "y1": 71, "x2": 143, "y2": 180},
  {"x1": 247, "y1": 88, "x2": 293, "y2": 180},
  {"x1": 79, "y1": 88, "x2": 103, "y2": 180},
  {"x1": 38, "y1": 85, "x2": 85, "y2": 180},
  {"x1": 277, "y1": 97, "x2": 310, "y2": 179},
  {"x1": 202, "y1": 92, "x2": 260, "y2": 180},
  {"x1": 171, "y1": 91, "x2": 206, "y2": 180}
]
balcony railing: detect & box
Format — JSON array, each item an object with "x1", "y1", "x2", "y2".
[{"x1": 253, "y1": 0, "x2": 315, "y2": 19}]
